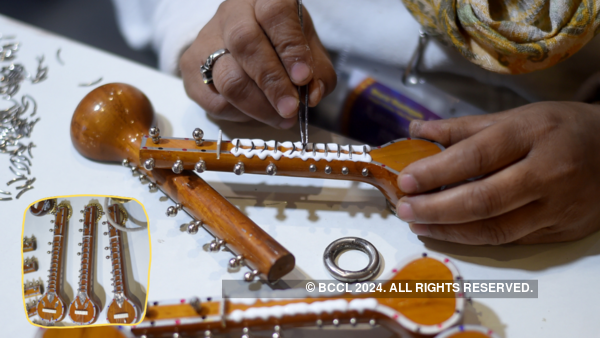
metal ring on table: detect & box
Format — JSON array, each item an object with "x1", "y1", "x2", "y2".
[{"x1": 323, "y1": 237, "x2": 380, "y2": 282}]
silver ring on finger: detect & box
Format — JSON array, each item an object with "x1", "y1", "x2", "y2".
[{"x1": 200, "y1": 48, "x2": 230, "y2": 85}]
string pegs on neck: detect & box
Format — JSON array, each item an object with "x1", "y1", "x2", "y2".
[{"x1": 192, "y1": 128, "x2": 204, "y2": 146}]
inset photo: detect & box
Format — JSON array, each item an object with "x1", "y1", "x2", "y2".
[{"x1": 22, "y1": 196, "x2": 150, "y2": 327}]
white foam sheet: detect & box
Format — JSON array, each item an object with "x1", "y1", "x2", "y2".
[{"x1": 2, "y1": 14, "x2": 600, "y2": 338}]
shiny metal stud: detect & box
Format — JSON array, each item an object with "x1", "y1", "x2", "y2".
[
  {"x1": 105, "y1": 247, "x2": 109, "y2": 250},
  {"x1": 122, "y1": 159, "x2": 130, "y2": 167},
  {"x1": 47, "y1": 251, "x2": 50, "y2": 254},
  {"x1": 309, "y1": 164, "x2": 317, "y2": 172},
  {"x1": 80, "y1": 210, "x2": 84, "y2": 214},
  {"x1": 130, "y1": 166, "x2": 138, "y2": 174},
  {"x1": 148, "y1": 182, "x2": 157, "y2": 191},
  {"x1": 193, "y1": 128, "x2": 204, "y2": 146},
  {"x1": 341, "y1": 167, "x2": 349, "y2": 175},
  {"x1": 369, "y1": 319, "x2": 376, "y2": 326},
  {"x1": 233, "y1": 162, "x2": 244, "y2": 175},
  {"x1": 103, "y1": 232, "x2": 108, "y2": 236},
  {"x1": 166, "y1": 203, "x2": 183, "y2": 217},
  {"x1": 77, "y1": 252, "x2": 81, "y2": 256},
  {"x1": 79, "y1": 219, "x2": 83, "y2": 222},
  {"x1": 143, "y1": 158, "x2": 155, "y2": 171},
  {"x1": 194, "y1": 160, "x2": 206, "y2": 173},
  {"x1": 324, "y1": 166, "x2": 332, "y2": 174},
  {"x1": 350, "y1": 318, "x2": 357, "y2": 326},
  {"x1": 49, "y1": 229, "x2": 53, "y2": 232},
  {"x1": 333, "y1": 318, "x2": 340, "y2": 326},
  {"x1": 187, "y1": 222, "x2": 199, "y2": 235},
  {"x1": 173, "y1": 333, "x2": 180, "y2": 338},
  {"x1": 316, "y1": 319, "x2": 323, "y2": 327},
  {"x1": 243, "y1": 269, "x2": 259, "y2": 282},
  {"x1": 272, "y1": 325, "x2": 282, "y2": 338},
  {"x1": 149, "y1": 127, "x2": 160, "y2": 144},
  {"x1": 362, "y1": 168, "x2": 369, "y2": 177},
  {"x1": 172, "y1": 160, "x2": 183, "y2": 174},
  {"x1": 139, "y1": 174, "x2": 147, "y2": 183},
  {"x1": 209, "y1": 239, "x2": 225, "y2": 252},
  {"x1": 228, "y1": 255, "x2": 244, "y2": 268},
  {"x1": 78, "y1": 243, "x2": 82, "y2": 246},
  {"x1": 48, "y1": 242, "x2": 51, "y2": 245},
  {"x1": 204, "y1": 331, "x2": 212, "y2": 337},
  {"x1": 79, "y1": 229, "x2": 83, "y2": 232},
  {"x1": 266, "y1": 163, "x2": 277, "y2": 176},
  {"x1": 106, "y1": 256, "x2": 110, "y2": 259}
]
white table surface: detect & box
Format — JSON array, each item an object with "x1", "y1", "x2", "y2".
[
  {"x1": 2, "y1": 14, "x2": 600, "y2": 338},
  {"x1": 22, "y1": 196, "x2": 149, "y2": 326}
]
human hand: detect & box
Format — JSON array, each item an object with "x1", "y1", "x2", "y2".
[
  {"x1": 180, "y1": 0, "x2": 336, "y2": 128},
  {"x1": 396, "y1": 102, "x2": 600, "y2": 245}
]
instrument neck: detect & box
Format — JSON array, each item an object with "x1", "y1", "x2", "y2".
[
  {"x1": 48, "y1": 207, "x2": 68, "y2": 295},
  {"x1": 108, "y1": 205, "x2": 128, "y2": 298},
  {"x1": 78, "y1": 205, "x2": 99, "y2": 297}
]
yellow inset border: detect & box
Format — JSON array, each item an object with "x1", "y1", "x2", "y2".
[{"x1": 21, "y1": 194, "x2": 152, "y2": 329}]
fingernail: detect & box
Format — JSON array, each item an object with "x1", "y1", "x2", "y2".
[
  {"x1": 309, "y1": 81, "x2": 322, "y2": 107},
  {"x1": 291, "y1": 62, "x2": 311, "y2": 83},
  {"x1": 409, "y1": 223, "x2": 430, "y2": 237},
  {"x1": 278, "y1": 118, "x2": 296, "y2": 129},
  {"x1": 397, "y1": 202, "x2": 415, "y2": 222},
  {"x1": 277, "y1": 96, "x2": 298, "y2": 118},
  {"x1": 399, "y1": 174, "x2": 418, "y2": 194}
]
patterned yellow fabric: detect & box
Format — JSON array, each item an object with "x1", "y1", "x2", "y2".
[{"x1": 401, "y1": 0, "x2": 600, "y2": 74}]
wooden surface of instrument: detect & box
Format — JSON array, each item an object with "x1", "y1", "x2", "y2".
[
  {"x1": 23, "y1": 257, "x2": 38, "y2": 274},
  {"x1": 42, "y1": 326, "x2": 126, "y2": 338},
  {"x1": 131, "y1": 253, "x2": 464, "y2": 337},
  {"x1": 139, "y1": 136, "x2": 442, "y2": 206},
  {"x1": 30, "y1": 198, "x2": 58, "y2": 217},
  {"x1": 70, "y1": 83, "x2": 294, "y2": 282},
  {"x1": 36, "y1": 202, "x2": 71, "y2": 323},
  {"x1": 68, "y1": 202, "x2": 102, "y2": 325},
  {"x1": 105, "y1": 203, "x2": 141, "y2": 324},
  {"x1": 23, "y1": 235, "x2": 36, "y2": 252}
]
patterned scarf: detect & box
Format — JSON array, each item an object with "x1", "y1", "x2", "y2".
[{"x1": 401, "y1": 0, "x2": 600, "y2": 74}]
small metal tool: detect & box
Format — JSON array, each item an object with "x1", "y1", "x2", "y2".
[{"x1": 297, "y1": 0, "x2": 309, "y2": 148}]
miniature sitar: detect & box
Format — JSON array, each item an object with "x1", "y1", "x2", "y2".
[
  {"x1": 131, "y1": 253, "x2": 463, "y2": 337},
  {"x1": 105, "y1": 203, "x2": 141, "y2": 324},
  {"x1": 68, "y1": 202, "x2": 103, "y2": 325},
  {"x1": 71, "y1": 83, "x2": 294, "y2": 283},
  {"x1": 37, "y1": 201, "x2": 71, "y2": 323}
]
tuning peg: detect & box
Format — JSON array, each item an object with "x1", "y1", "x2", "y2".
[
  {"x1": 272, "y1": 325, "x2": 283, "y2": 338},
  {"x1": 106, "y1": 256, "x2": 110, "y2": 259},
  {"x1": 332, "y1": 318, "x2": 340, "y2": 326},
  {"x1": 233, "y1": 162, "x2": 245, "y2": 175},
  {"x1": 105, "y1": 247, "x2": 109, "y2": 250},
  {"x1": 228, "y1": 255, "x2": 244, "y2": 268},
  {"x1": 204, "y1": 331, "x2": 212, "y2": 338},
  {"x1": 241, "y1": 327, "x2": 252, "y2": 338},
  {"x1": 166, "y1": 203, "x2": 183, "y2": 217},
  {"x1": 172, "y1": 333, "x2": 180, "y2": 338},
  {"x1": 79, "y1": 219, "x2": 83, "y2": 222},
  {"x1": 144, "y1": 158, "x2": 155, "y2": 171},
  {"x1": 189, "y1": 297, "x2": 202, "y2": 312},
  {"x1": 324, "y1": 165, "x2": 332, "y2": 174},
  {"x1": 350, "y1": 318, "x2": 357, "y2": 326},
  {"x1": 194, "y1": 160, "x2": 206, "y2": 173},
  {"x1": 148, "y1": 182, "x2": 157, "y2": 191},
  {"x1": 209, "y1": 239, "x2": 225, "y2": 252},
  {"x1": 77, "y1": 252, "x2": 81, "y2": 256},
  {"x1": 172, "y1": 160, "x2": 183, "y2": 174},
  {"x1": 131, "y1": 166, "x2": 139, "y2": 174},
  {"x1": 362, "y1": 168, "x2": 369, "y2": 177},
  {"x1": 122, "y1": 159, "x2": 130, "y2": 167},
  {"x1": 341, "y1": 167, "x2": 349, "y2": 175},
  {"x1": 149, "y1": 126, "x2": 160, "y2": 144},
  {"x1": 78, "y1": 243, "x2": 82, "y2": 246},
  {"x1": 48, "y1": 242, "x2": 51, "y2": 245},
  {"x1": 103, "y1": 232, "x2": 108, "y2": 236},
  {"x1": 309, "y1": 164, "x2": 317, "y2": 172},
  {"x1": 102, "y1": 221, "x2": 107, "y2": 225},
  {"x1": 243, "y1": 269, "x2": 259, "y2": 282},
  {"x1": 50, "y1": 220, "x2": 54, "y2": 223},
  {"x1": 315, "y1": 319, "x2": 323, "y2": 328},
  {"x1": 369, "y1": 319, "x2": 376, "y2": 326},
  {"x1": 186, "y1": 222, "x2": 199, "y2": 235},
  {"x1": 266, "y1": 163, "x2": 277, "y2": 176},
  {"x1": 79, "y1": 229, "x2": 83, "y2": 232},
  {"x1": 49, "y1": 229, "x2": 53, "y2": 232},
  {"x1": 47, "y1": 251, "x2": 50, "y2": 254},
  {"x1": 193, "y1": 128, "x2": 204, "y2": 146},
  {"x1": 80, "y1": 210, "x2": 84, "y2": 214},
  {"x1": 139, "y1": 174, "x2": 148, "y2": 183}
]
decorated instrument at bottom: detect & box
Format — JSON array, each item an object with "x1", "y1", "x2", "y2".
[
  {"x1": 71, "y1": 83, "x2": 294, "y2": 283},
  {"x1": 68, "y1": 202, "x2": 103, "y2": 325},
  {"x1": 105, "y1": 203, "x2": 141, "y2": 324},
  {"x1": 23, "y1": 257, "x2": 38, "y2": 274},
  {"x1": 132, "y1": 253, "x2": 464, "y2": 337},
  {"x1": 23, "y1": 235, "x2": 36, "y2": 252},
  {"x1": 24, "y1": 279, "x2": 43, "y2": 298},
  {"x1": 36, "y1": 201, "x2": 71, "y2": 323}
]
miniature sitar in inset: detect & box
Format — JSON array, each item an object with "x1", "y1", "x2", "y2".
[
  {"x1": 105, "y1": 203, "x2": 140, "y2": 324},
  {"x1": 68, "y1": 202, "x2": 103, "y2": 325},
  {"x1": 37, "y1": 201, "x2": 71, "y2": 323}
]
